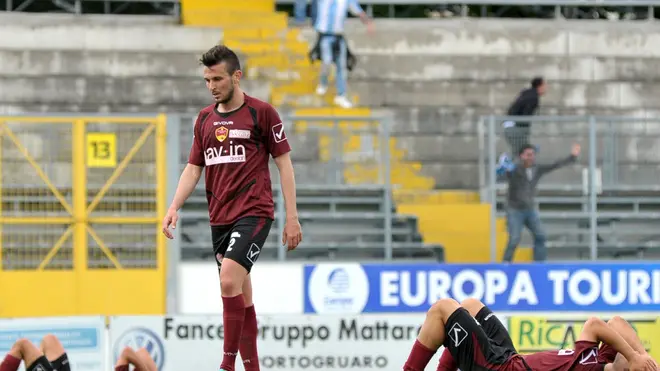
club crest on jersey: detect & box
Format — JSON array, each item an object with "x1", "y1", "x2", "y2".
[{"x1": 215, "y1": 127, "x2": 228, "y2": 142}]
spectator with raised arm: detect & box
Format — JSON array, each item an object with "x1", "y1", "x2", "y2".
[{"x1": 497, "y1": 143, "x2": 580, "y2": 262}]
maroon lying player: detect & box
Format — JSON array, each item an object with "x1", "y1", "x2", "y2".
[
  {"x1": 403, "y1": 298, "x2": 658, "y2": 371},
  {"x1": 0, "y1": 334, "x2": 69, "y2": 371},
  {"x1": 162, "y1": 45, "x2": 302, "y2": 371}
]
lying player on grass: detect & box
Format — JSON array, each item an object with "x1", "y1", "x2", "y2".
[
  {"x1": 403, "y1": 298, "x2": 658, "y2": 371},
  {"x1": 0, "y1": 334, "x2": 156, "y2": 371}
]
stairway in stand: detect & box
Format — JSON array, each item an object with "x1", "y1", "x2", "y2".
[{"x1": 180, "y1": 1, "x2": 529, "y2": 262}]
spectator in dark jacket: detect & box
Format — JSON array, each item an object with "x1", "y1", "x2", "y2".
[
  {"x1": 503, "y1": 77, "x2": 547, "y2": 156},
  {"x1": 496, "y1": 142, "x2": 580, "y2": 263}
]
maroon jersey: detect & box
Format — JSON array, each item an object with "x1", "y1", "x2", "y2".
[
  {"x1": 188, "y1": 94, "x2": 291, "y2": 225},
  {"x1": 522, "y1": 341, "x2": 606, "y2": 371}
]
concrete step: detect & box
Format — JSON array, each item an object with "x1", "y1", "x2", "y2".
[
  {"x1": 350, "y1": 55, "x2": 660, "y2": 83},
  {"x1": 375, "y1": 107, "x2": 660, "y2": 136},
  {"x1": 417, "y1": 161, "x2": 660, "y2": 190},
  {"x1": 0, "y1": 20, "x2": 222, "y2": 51},
  {"x1": 349, "y1": 80, "x2": 660, "y2": 109},
  {"x1": 0, "y1": 76, "x2": 270, "y2": 106},
  {"x1": 0, "y1": 50, "x2": 202, "y2": 78},
  {"x1": 302, "y1": 19, "x2": 660, "y2": 58},
  {"x1": 396, "y1": 134, "x2": 660, "y2": 164},
  {"x1": 0, "y1": 102, "x2": 204, "y2": 115}
]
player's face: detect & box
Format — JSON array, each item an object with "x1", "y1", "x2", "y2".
[
  {"x1": 520, "y1": 148, "x2": 535, "y2": 166},
  {"x1": 203, "y1": 62, "x2": 241, "y2": 104}
]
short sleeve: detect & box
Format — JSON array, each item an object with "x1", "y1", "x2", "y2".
[
  {"x1": 188, "y1": 113, "x2": 205, "y2": 167},
  {"x1": 262, "y1": 104, "x2": 291, "y2": 158},
  {"x1": 348, "y1": 0, "x2": 364, "y2": 15}
]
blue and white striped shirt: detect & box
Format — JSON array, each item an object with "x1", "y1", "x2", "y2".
[{"x1": 314, "y1": 0, "x2": 364, "y2": 35}]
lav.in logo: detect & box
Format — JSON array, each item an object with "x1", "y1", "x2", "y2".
[
  {"x1": 307, "y1": 263, "x2": 369, "y2": 314},
  {"x1": 114, "y1": 327, "x2": 165, "y2": 371}
]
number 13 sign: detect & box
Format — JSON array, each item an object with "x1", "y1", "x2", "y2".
[{"x1": 86, "y1": 132, "x2": 117, "y2": 168}]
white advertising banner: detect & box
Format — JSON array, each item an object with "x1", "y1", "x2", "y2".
[
  {"x1": 110, "y1": 314, "x2": 510, "y2": 371},
  {"x1": 0, "y1": 316, "x2": 106, "y2": 371},
  {"x1": 178, "y1": 262, "x2": 303, "y2": 314}
]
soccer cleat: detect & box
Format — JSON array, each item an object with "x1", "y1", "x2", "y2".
[
  {"x1": 334, "y1": 95, "x2": 353, "y2": 109},
  {"x1": 315, "y1": 85, "x2": 328, "y2": 95}
]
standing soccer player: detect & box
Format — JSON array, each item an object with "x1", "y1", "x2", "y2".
[{"x1": 162, "y1": 45, "x2": 303, "y2": 371}]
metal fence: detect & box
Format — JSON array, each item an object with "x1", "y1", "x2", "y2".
[
  {"x1": 479, "y1": 115, "x2": 660, "y2": 262},
  {"x1": 0, "y1": 113, "x2": 167, "y2": 318}
]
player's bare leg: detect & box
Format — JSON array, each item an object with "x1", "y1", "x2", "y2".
[
  {"x1": 606, "y1": 316, "x2": 657, "y2": 369},
  {"x1": 239, "y1": 274, "x2": 260, "y2": 371},
  {"x1": 219, "y1": 258, "x2": 249, "y2": 371},
  {"x1": 40, "y1": 334, "x2": 69, "y2": 371},
  {"x1": 404, "y1": 298, "x2": 459, "y2": 371},
  {"x1": 0, "y1": 339, "x2": 26, "y2": 371},
  {"x1": 578, "y1": 317, "x2": 656, "y2": 370},
  {"x1": 135, "y1": 348, "x2": 158, "y2": 371},
  {"x1": 0, "y1": 338, "x2": 47, "y2": 371},
  {"x1": 608, "y1": 316, "x2": 648, "y2": 356},
  {"x1": 114, "y1": 346, "x2": 149, "y2": 371},
  {"x1": 460, "y1": 297, "x2": 487, "y2": 317}
]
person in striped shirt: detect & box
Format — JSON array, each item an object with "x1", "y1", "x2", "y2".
[{"x1": 314, "y1": 0, "x2": 374, "y2": 109}]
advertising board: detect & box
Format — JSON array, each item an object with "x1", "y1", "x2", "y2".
[
  {"x1": 0, "y1": 316, "x2": 106, "y2": 371},
  {"x1": 508, "y1": 315, "x2": 660, "y2": 361},
  {"x1": 303, "y1": 262, "x2": 660, "y2": 313},
  {"x1": 110, "y1": 314, "x2": 506, "y2": 370},
  {"x1": 178, "y1": 262, "x2": 303, "y2": 314}
]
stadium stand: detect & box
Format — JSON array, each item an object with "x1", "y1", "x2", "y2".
[{"x1": 2, "y1": 9, "x2": 660, "y2": 262}]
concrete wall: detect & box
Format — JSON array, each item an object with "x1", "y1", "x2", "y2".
[{"x1": 2, "y1": 15, "x2": 660, "y2": 189}]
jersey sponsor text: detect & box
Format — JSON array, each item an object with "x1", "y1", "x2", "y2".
[
  {"x1": 230, "y1": 129, "x2": 251, "y2": 139},
  {"x1": 205, "y1": 142, "x2": 246, "y2": 165}
]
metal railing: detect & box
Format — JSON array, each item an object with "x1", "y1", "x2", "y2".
[
  {"x1": 5, "y1": 0, "x2": 660, "y2": 16},
  {"x1": 478, "y1": 115, "x2": 660, "y2": 262},
  {"x1": 0, "y1": 113, "x2": 168, "y2": 317}
]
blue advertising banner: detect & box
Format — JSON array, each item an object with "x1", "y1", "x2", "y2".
[{"x1": 303, "y1": 263, "x2": 660, "y2": 313}]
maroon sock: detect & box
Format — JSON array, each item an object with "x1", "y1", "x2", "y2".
[
  {"x1": 220, "y1": 294, "x2": 246, "y2": 371},
  {"x1": 437, "y1": 349, "x2": 458, "y2": 371},
  {"x1": 239, "y1": 305, "x2": 260, "y2": 370},
  {"x1": 0, "y1": 355, "x2": 21, "y2": 371},
  {"x1": 403, "y1": 340, "x2": 436, "y2": 371}
]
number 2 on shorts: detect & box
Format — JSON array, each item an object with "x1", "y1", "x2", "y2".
[{"x1": 227, "y1": 231, "x2": 241, "y2": 252}]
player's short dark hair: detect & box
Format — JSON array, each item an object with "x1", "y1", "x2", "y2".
[
  {"x1": 519, "y1": 144, "x2": 536, "y2": 155},
  {"x1": 200, "y1": 45, "x2": 241, "y2": 75},
  {"x1": 531, "y1": 77, "x2": 544, "y2": 88}
]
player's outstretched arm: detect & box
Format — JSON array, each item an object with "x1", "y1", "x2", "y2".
[
  {"x1": 115, "y1": 346, "x2": 150, "y2": 371},
  {"x1": 579, "y1": 317, "x2": 656, "y2": 370},
  {"x1": 0, "y1": 338, "x2": 46, "y2": 371},
  {"x1": 274, "y1": 152, "x2": 302, "y2": 250},
  {"x1": 162, "y1": 163, "x2": 203, "y2": 239}
]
